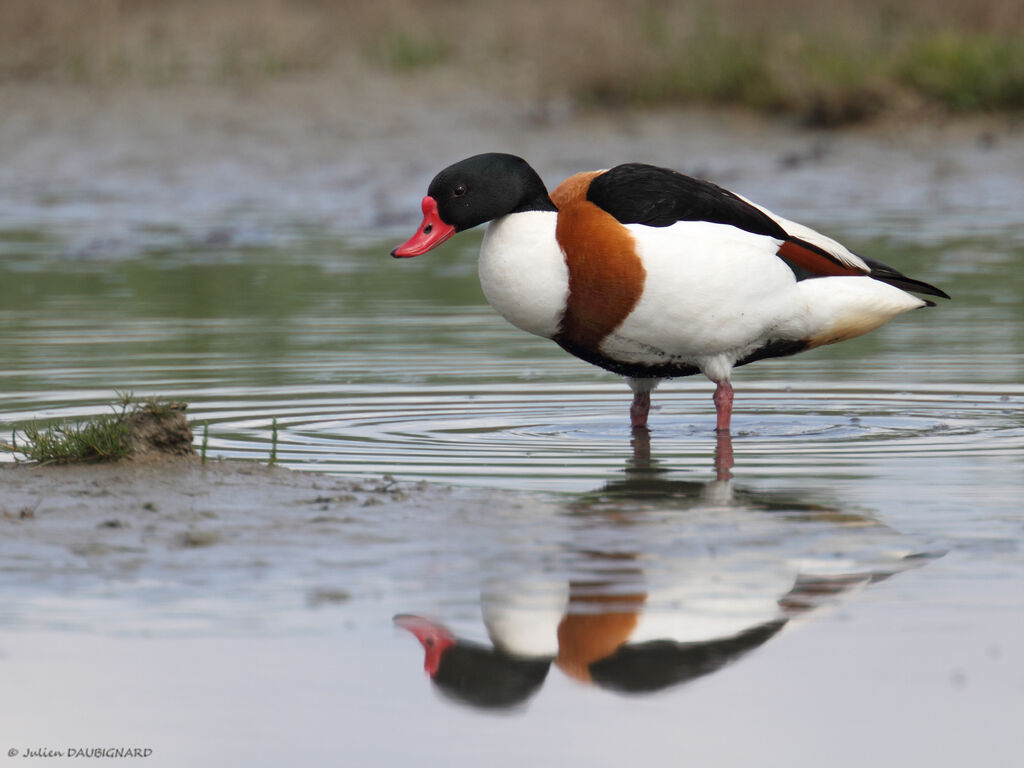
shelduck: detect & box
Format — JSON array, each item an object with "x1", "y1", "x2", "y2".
[{"x1": 392, "y1": 153, "x2": 948, "y2": 432}]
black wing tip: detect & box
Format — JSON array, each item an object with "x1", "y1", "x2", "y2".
[
  {"x1": 859, "y1": 255, "x2": 950, "y2": 301},
  {"x1": 889, "y1": 277, "x2": 951, "y2": 301}
]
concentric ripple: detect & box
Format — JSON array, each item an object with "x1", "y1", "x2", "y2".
[{"x1": 176, "y1": 381, "x2": 1023, "y2": 491}]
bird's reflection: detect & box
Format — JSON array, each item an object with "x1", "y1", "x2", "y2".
[{"x1": 396, "y1": 430, "x2": 939, "y2": 710}]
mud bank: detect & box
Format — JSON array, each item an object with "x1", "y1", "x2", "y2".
[
  {"x1": 1, "y1": 458, "x2": 432, "y2": 527},
  {"x1": 1, "y1": 458, "x2": 524, "y2": 634}
]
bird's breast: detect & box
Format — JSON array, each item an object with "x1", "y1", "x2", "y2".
[{"x1": 479, "y1": 211, "x2": 568, "y2": 340}]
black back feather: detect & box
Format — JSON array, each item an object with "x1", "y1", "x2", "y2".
[{"x1": 586, "y1": 163, "x2": 788, "y2": 238}]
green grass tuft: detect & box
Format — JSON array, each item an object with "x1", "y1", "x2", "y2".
[
  {"x1": 2, "y1": 394, "x2": 181, "y2": 465},
  {"x1": 141, "y1": 395, "x2": 180, "y2": 421},
  {"x1": 16, "y1": 414, "x2": 133, "y2": 464}
]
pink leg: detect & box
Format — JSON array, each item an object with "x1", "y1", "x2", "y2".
[
  {"x1": 713, "y1": 380, "x2": 734, "y2": 434},
  {"x1": 630, "y1": 390, "x2": 651, "y2": 429},
  {"x1": 714, "y1": 431, "x2": 734, "y2": 481}
]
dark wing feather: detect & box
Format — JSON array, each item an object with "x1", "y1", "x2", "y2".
[{"x1": 586, "y1": 163, "x2": 788, "y2": 238}]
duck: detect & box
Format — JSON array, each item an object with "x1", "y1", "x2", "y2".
[{"x1": 391, "y1": 153, "x2": 948, "y2": 432}]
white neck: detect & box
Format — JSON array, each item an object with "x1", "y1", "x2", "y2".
[{"x1": 478, "y1": 211, "x2": 568, "y2": 340}]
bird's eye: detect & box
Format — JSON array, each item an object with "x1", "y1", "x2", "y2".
[{"x1": 453, "y1": 184, "x2": 467, "y2": 198}]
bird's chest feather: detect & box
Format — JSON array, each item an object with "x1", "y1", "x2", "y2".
[{"x1": 478, "y1": 211, "x2": 568, "y2": 340}]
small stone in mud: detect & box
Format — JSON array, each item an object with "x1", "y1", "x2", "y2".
[
  {"x1": 142, "y1": 502, "x2": 158, "y2": 512},
  {"x1": 14, "y1": 502, "x2": 40, "y2": 519},
  {"x1": 180, "y1": 530, "x2": 219, "y2": 548},
  {"x1": 306, "y1": 588, "x2": 351, "y2": 607},
  {"x1": 307, "y1": 493, "x2": 358, "y2": 507},
  {"x1": 70, "y1": 542, "x2": 116, "y2": 557},
  {"x1": 949, "y1": 668, "x2": 967, "y2": 690},
  {"x1": 3, "y1": 507, "x2": 37, "y2": 521},
  {"x1": 308, "y1": 515, "x2": 341, "y2": 523}
]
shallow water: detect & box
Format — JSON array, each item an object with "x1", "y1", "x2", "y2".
[
  {"x1": 0, "y1": 233, "x2": 1020, "y2": 485},
  {"x1": 1, "y1": 136, "x2": 1023, "y2": 765}
]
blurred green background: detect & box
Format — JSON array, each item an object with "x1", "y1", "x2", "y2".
[{"x1": 2, "y1": 0, "x2": 1023, "y2": 126}]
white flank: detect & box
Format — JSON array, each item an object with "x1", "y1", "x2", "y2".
[
  {"x1": 479, "y1": 211, "x2": 568, "y2": 340},
  {"x1": 602, "y1": 221, "x2": 800, "y2": 380}
]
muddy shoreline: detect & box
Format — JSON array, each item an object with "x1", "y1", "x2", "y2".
[
  {"x1": 1, "y1": 457, "x2": 429, "y2": 523},
  {"x1": 1, "y1": 457, "x2": 512, "y2": 634}
]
